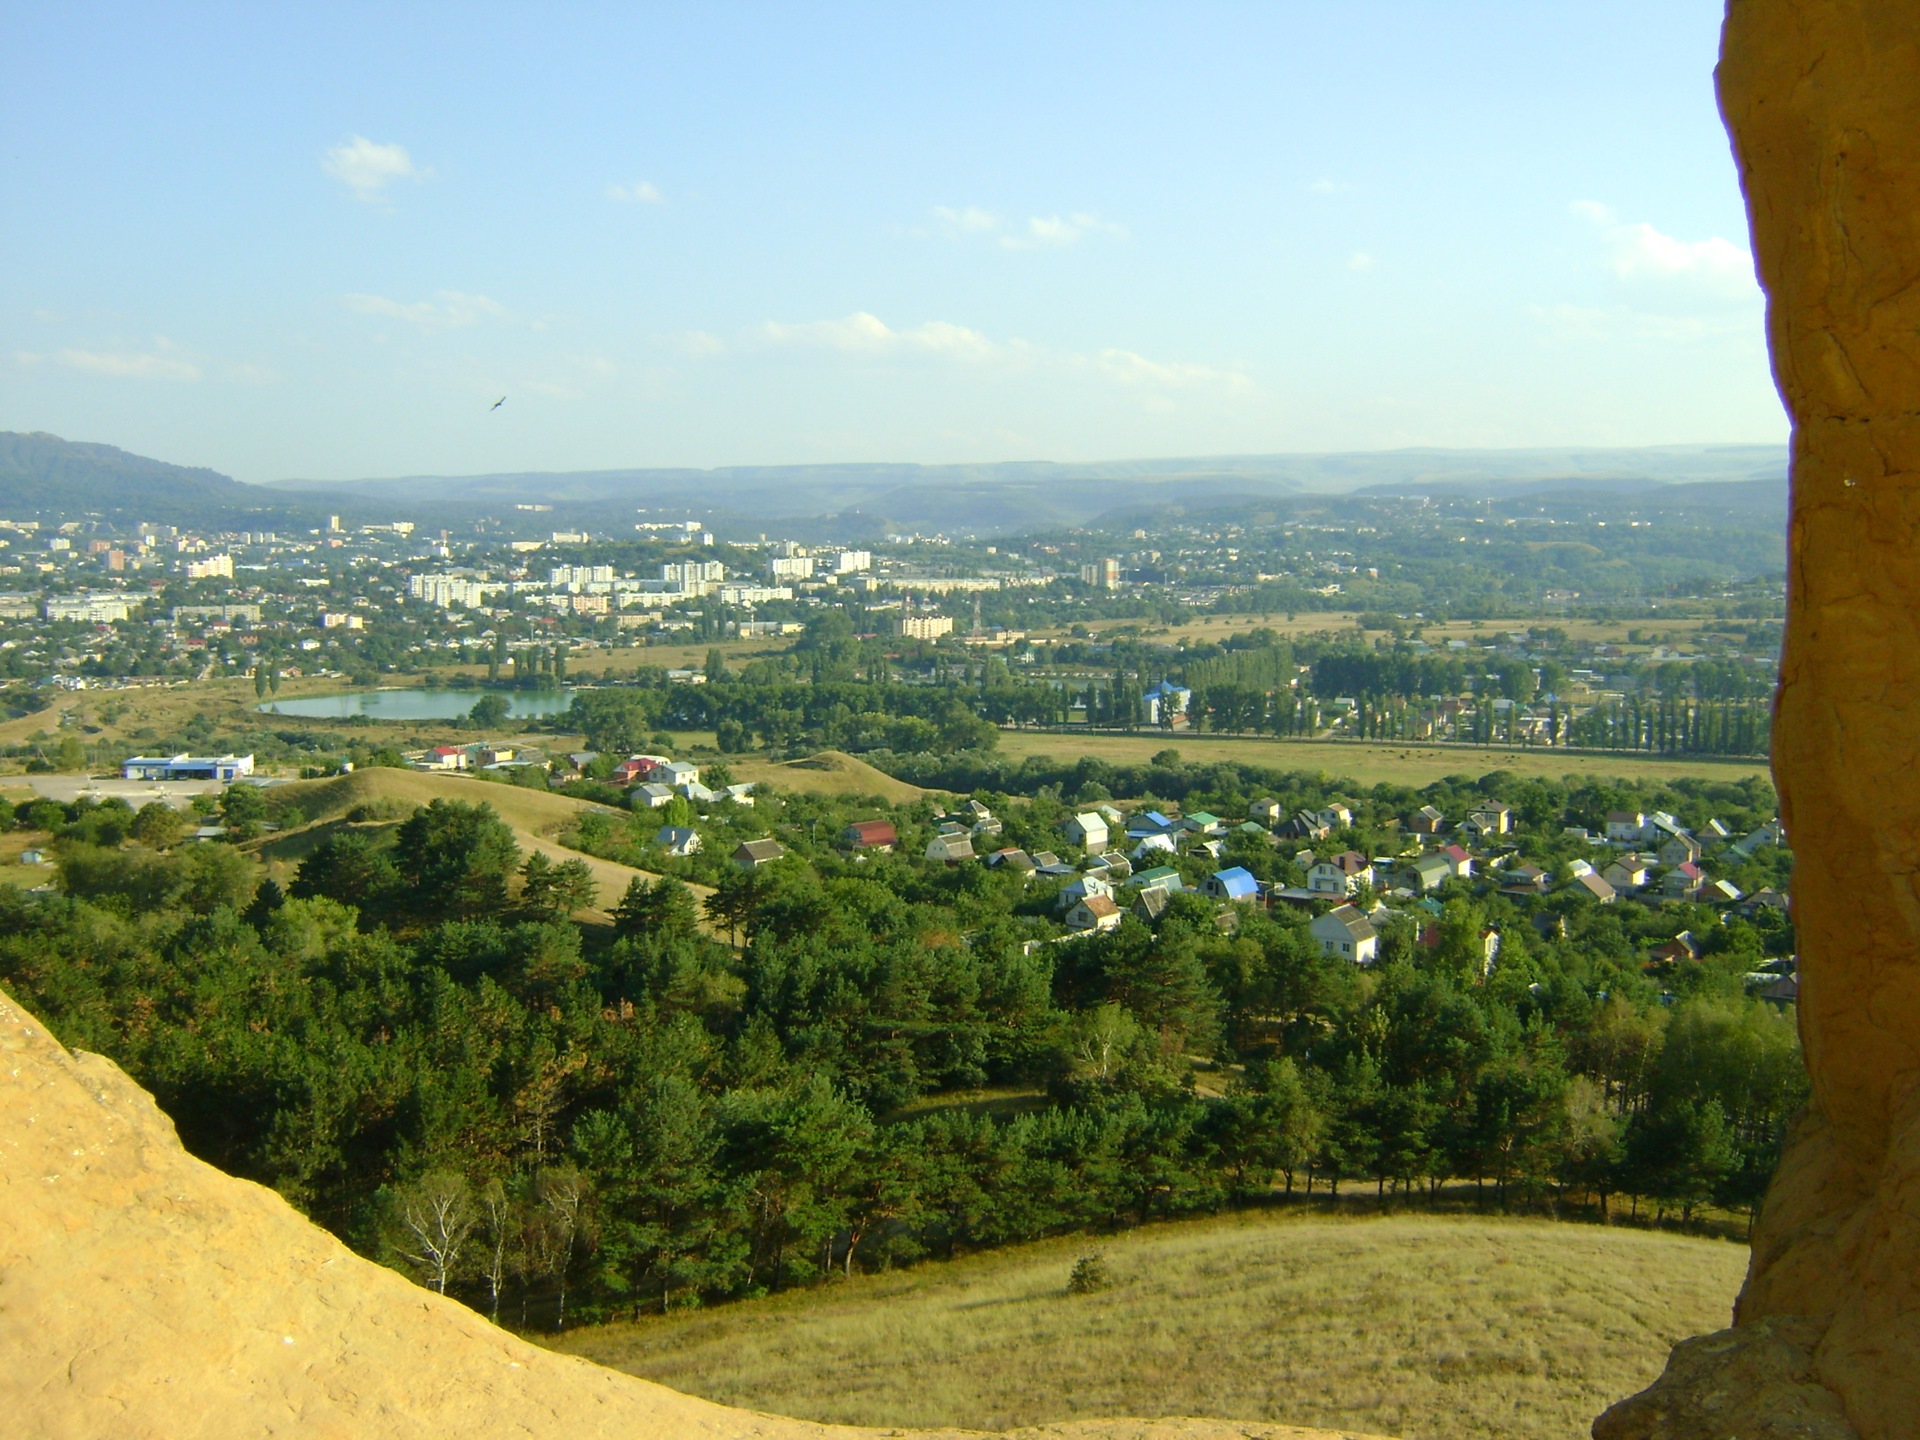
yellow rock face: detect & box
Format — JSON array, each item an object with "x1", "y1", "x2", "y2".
[
  {"x1": 0, "y1": 988, "x2": 1385, "y2": 1440},
  {"x1": 1598, "y1": 6, "x2": 1920, "y2": 1439}
]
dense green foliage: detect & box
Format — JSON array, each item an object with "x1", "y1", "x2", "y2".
[{"x1": 0, "y1": 772, "x2": 1803, "y2": 1327}]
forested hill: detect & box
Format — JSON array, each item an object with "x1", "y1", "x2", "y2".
[{"x1": 0, "y1": 432, "x2": 266, "y2": 522}]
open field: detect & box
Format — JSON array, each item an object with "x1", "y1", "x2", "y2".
[
  {"x1": 556, "y1": 1210, "x2": 1746, "y2": 1440},
  {"x1": 727, "y1": 749, "x2": 935, "y2": 804},
  {"x1": 993, "y1": 729, "x2": 1772, "y2": 789},
  {"x1": 256, "y1": 767, "x2": 713, "y2": 917}
]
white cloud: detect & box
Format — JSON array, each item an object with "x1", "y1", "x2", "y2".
[
  {"x1": 761, "y1": 311, "x2": 1000, "y2": 362},
  {"x1": 759, "y1": 310, "x2": 1248, "y2": 395},
  {"x1": 1093, "y1": 348, "x2": 1251, "y2": 394},
  {"x1": 343, "y1": 290, "x2": 507, "y2": 329},
  {"x1": 676, "y1": 330, "x2": 725, "y2": 357},
  {"x1": 1572, "y1": 201, "x2": 1756, "y2": 292},
  {"x1": 607, "y1": 181, "x2": 665, "y2": 204},
  {"x1": 56, "y1": 347, "x2": 201, "y2": 381},
  {"x1": 1347, "y1": 251, "x2": 1377, "y2": 272},
  {"x1": 931, "y1": 204, "x2": 999, "y2": 235},
  {"x1": 1001, "y1": 212, "x2": 1128, "y2": 250},
  {"x1": 323, "y1": 136, "x2": 422, "y2": 201}
]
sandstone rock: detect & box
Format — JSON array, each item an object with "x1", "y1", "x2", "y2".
[
  {"x1": 1591, "y1": 1318, "x2": 1860, "y2": 1440},
  {"x1": 1597, "y1": 4, "x2": 1920, "y2": 1437},
  {"x1": 0, "y1": 987, "x2": 1385, "y2": 1440}
]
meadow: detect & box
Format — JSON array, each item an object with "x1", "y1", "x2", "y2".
[
  {"x1": 991, "y1": 729, "x2": 1771, "y2": 789},
  {"x1": 556, "y1": 1210, "x2": 1746, "y2": 1440}
]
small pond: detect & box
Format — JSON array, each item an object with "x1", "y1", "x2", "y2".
[{"x1": 259, "y1": 688, "x2": 576, "y2": 721}]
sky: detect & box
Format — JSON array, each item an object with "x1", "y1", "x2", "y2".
[{"x1": 0, "y1": 2, "x2": 1784, "y2": 483}]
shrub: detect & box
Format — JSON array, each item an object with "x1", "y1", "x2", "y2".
[{"x1": 1067, "y1": 1253, "x2": 1114, "y2": 1294}]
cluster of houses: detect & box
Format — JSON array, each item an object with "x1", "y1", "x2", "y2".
[{"x1": 812, "y1": 791, "x2": 1787, "y2": 980}]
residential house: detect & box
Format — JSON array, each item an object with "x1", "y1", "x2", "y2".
[
  {"x1": 1202, "y1": 867, "x2": 1260, "y2": 903},
  {"x1": 1659, "y1": 833, "x2": 1705, "y2": 868},
  {"x1": 1130, "y1": 832, "x2": 1179, "y2": 862},
  {"x1": 1248, "y1": 798, "x2": 1284, "y2": 825},
  {"x1": 1603, "y1": 858, "x2": 1650, "y2": 893},
  {"x1": 1183, "y1": 811, "x2": 1226, "y2": 837},
  {"x1": 987, "y1": 847, "x2": 1037, "y2": 876},
  {"x1": 1094, "y1": 851, "x2": 1133, "y2": 879},
  {"x1": 1406, "y1": 853, "x2": 1454, "y2": 892},
  {"x1": 1280, "y1": 810, "x2": 1332, "y2": 841},
  {"x1": 418, "y1": 745, "x2": 469, "y2": 772},
  {"x1": 1465, "y1": 799, "x2": 1512, "y2": 837},
  {"x1": 1647, "y1": 812, "x2": 1689, "y2": 846},
  {"x1": 1605, "y1": 810, "x2": 1648, "y2": 843},
  {"x1": 1315, "y1": 803, "x2": 1354, "y2": 832},
  {"x1": 1307, "y1": 851, "x2": 1373, "y2": 895},
  {"x1": 611, "y1": 755, "x2": 665, "y2": 787},
  {"x1": 1130, "y1": 864, "x2": 1183, "y2": 896},
  {"x1": 1126, "y1": 810, "x2": 1179, "y2": 841},
  {"x1": 1065, "y1": 894, "x2": 1124, "y2": 933},
  {"x1": 1058, "y1": 872, "x2": 1115, "y2": 910},
  {"x1": 1663, "y1": 862, "x2": 1704, "y2": 899},
  {"x1": 723, "y1": 783, "x2": 757, "y2": 806},
  {"x1": 1408, "y1": 804, "x2": 1446, "y2": 836},
  {"x1": 675, "y1": 780, "x2": 720, "y2": 805},
  {"x1": 1439, "y1": 844, "x2": 1473, "y2": 878},
  {"x1": 654, "y1": 825, "x2": 702, "y2": 857},
  {"x1": 1731, "y1": 820, "x2": 1786, "y2": 857},
  {"x1": 1703, "y1": 878, "x2": 1744, "y2": 904},
  {"x1": 1031, "y1": 850, "x2": 1078, "y2": 876},
  {"x1": 656, "y1": 759, "x2": 701, "y2": 787},
  {"x1": 1310, "y1": 904, "x2": 1379, "y2": 964},
  {"x1": 1567, "y1": 871, "x2": 1618, "y2": 904},
  {"x1": 1500, "y1": 864, "x2": 1550, "y2": 897},
  {"x1": 1132, "y1": 886, "x2": 1175, "y2": 923},
  {"x1": 926, "y1": 830, "x2": 977, "y2": 863},
  {"x1": 631, "y1": 782, "x2": 676, "y2": 809},
  {"x1": 1650, "y1": 933, "x2": 1701, "y2": 965},
  {"x1": 840, "y1": 820, "x2": 898, "y2": 852},
  {"x1": 1063, "y1": 812, "x2": 1111, "y2": 853},
  {"x1": 732, "y1": 838, "x2": 785, "y2": 869}
]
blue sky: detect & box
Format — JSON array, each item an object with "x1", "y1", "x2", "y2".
[{"x1": 0, "y1": 2, "x2": 1782, "y2": 483}]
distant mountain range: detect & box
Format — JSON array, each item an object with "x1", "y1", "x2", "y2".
[{"x1": 0, "y1": 432, "x2": 1788, "y2": 536}]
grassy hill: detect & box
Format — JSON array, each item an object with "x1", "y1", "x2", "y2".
[
  {"x1": 258, "y1": 766, "x2": 712, "y2": 916},
  {"x1": 728, "y1": 749, "x2": 934, "y2": 804},
  {"x1": 554, "y1": 1211, "x2": 1745, "y2": 1440}
]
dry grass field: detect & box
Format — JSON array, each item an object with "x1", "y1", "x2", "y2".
[
  {"x1": 556, "y1": 1211, "x2": 1745, "y2": 1440},
  {"x1": 992, "y1": 730, "x2": 1771, "y2": 789},
  {"x1": 256, "y1": 766, "x2": 712, "y2": 916},
  {"x1": 726, "y1": 749, "x2": 935, "y2": 804}
]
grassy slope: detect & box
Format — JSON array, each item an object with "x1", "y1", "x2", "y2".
[
  {"x1": 727, "y1": 749, "x2": 934, "y2": 805},
  {"x1": 555, "y1": 1211, "x2": 1745, "y2": 1440},
  {"x1": 259, "y1": 767, "x2": 713, "y2": 916},
  {"x1": 992, "y1": 730, "x2": 1770, "y2": 789}
]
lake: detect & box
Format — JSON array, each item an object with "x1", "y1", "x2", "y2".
[{"x1": 259, "y1": 688, "x2": 576, "y2": 721}]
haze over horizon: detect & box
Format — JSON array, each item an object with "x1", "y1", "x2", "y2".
[{"x1": 3, "y1": 2, "x2": 1783, "y2": 484}]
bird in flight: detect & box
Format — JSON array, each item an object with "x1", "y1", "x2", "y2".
[{"x1": 490, "y1": 396, "x2": 506, "y2": 411}]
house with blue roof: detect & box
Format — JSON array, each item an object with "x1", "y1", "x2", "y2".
[
  {"x1": 1203, "y1": 866, "x2": 1260, "y2": 903},
  {"x1": 1141, "y1": 681, "x2": 1192, "y2": 727},
  {"x1": 1127, "y1": 810, "x2": 1177, "y2": 839}
]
